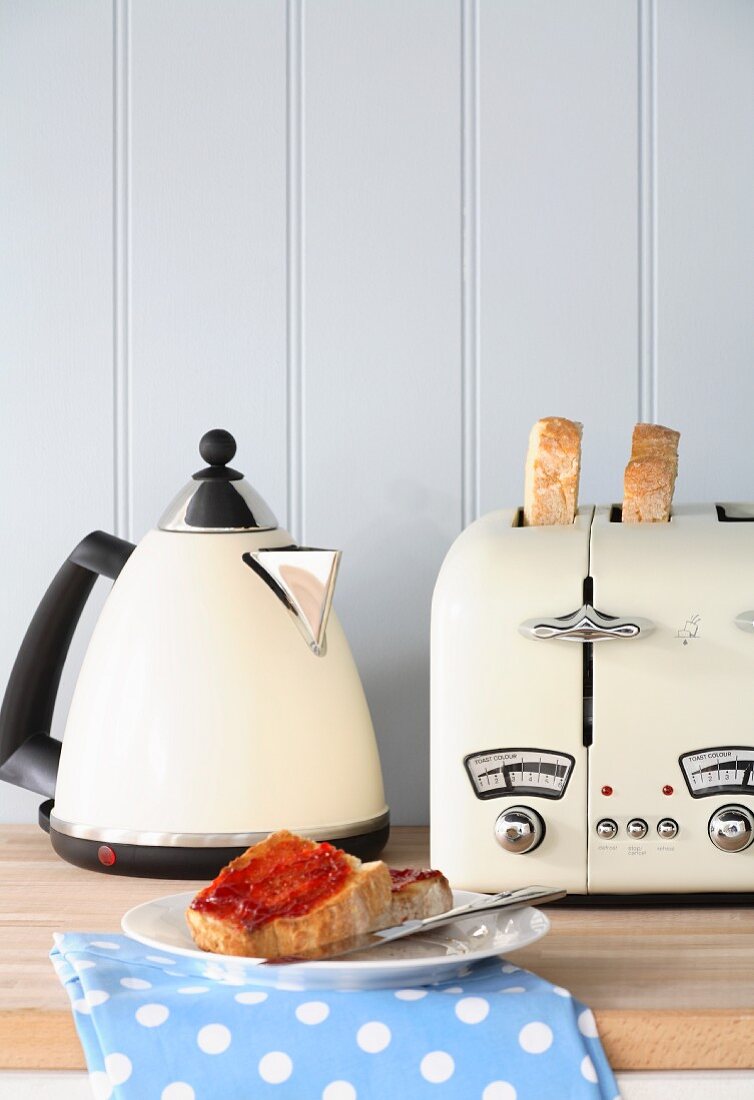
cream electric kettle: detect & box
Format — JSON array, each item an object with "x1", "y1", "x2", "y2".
[{"x1": 0, "y1": 430, "x2": 389, "y2": 876}]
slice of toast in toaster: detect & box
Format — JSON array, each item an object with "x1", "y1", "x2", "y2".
[
  {"x1": 186, "y1": 830, "x2": 391, "y2": 959},
  {"x1": 523, "y1": 417, "x2": 583, "y2": 526},
  {"x1": 622, "y1": 423, "x2": 680, "y2": 523},
  {"x1": 381, "y1": 867, "x2": 453, "y2": 926}
]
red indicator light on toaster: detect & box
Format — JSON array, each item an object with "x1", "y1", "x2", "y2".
[
  {"x1": 97, "y1": 845, "x2": 116, "y2": 867},
  {"x1": 662, "y1": 784, "x2": 674, "y2": 796},
  {"x1": 601, "y1": 785, "x2": 613, "y2": 796}
]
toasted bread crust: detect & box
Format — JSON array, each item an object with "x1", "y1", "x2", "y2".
[
  {"x1": 523, "y1": 417, "x2": 582, "y2": 526},
  {"x1": 622, "y1": 422, "x2": 680, "y2": 523},
  {"x1": 186, "y1": 832, "x2": 391, "y2": 959}
]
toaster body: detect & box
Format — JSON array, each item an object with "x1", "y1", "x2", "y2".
[{"x1": 431, "y1": 503, "x2": 754, "y2": 897}]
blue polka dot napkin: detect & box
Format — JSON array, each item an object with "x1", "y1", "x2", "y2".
[{"x1": 51, "y1": 932, "x2": 619, "y2": 1100}]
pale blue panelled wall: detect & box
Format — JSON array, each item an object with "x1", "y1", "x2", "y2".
[{"x1": 1, "y1": 0, "x2": 753, "y2": 823}]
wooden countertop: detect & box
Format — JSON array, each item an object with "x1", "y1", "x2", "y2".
[{"x1": 2, "y1": 825, "x2": 754, "y2": 1072}]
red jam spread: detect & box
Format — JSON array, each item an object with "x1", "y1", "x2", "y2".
[
  {"x1": 190, "y1": 836, "x2": 351, "y2": 931},
  {"x1": 389, "y1": 867, "x2": 442, "y2": 891}
]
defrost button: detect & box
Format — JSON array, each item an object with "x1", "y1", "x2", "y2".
[{"x1": 596, "y1": 819, "x2": 618, "y2": 840}]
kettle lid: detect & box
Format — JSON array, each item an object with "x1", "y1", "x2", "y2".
[{"x1": 158, "y1": 429, "x2": 279, "y2": 532}]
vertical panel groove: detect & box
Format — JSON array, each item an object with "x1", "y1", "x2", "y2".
[
  {"x1": 113, "y1": 0, "x2": 131, "y2": 539},
  {"x1": 461, "y1": 0, "x2": 480, "y2": 527},
  {"x1": 286, "y1": 0, "x2": 304, "y2": 542},
  {"x1": 638, "y1": 0, "x2": 658, "y2": 423}
]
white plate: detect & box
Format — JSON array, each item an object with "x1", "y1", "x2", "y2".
[{"x1": 121, "y1": 890, "x2": 550, "y2": 990}]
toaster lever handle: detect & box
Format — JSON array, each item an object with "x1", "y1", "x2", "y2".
[
  {"x1": 734, "y1": 611, "x2": 754, "y2": 634},
  {"x1": 519, "y1": 603, "x2": 655, "y2": 642}
]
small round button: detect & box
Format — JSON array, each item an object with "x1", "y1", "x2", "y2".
[
  {"x1": 657, "y1": 818, "x2": 679, "y2": 840},
  {"x1": 494, "y1": 806, "x2": 545, "y2": 854},
  {"x1": 596, "y1": 819, "x2": 618, "y2": 840},
  {"x1": 97, "y1": 844, "x2": 116, "y2": 867},
  {"x1": 626, "y1": 818, "x2": 648, "y2": 839}
]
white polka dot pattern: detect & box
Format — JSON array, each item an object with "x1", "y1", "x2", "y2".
[
  {"x1": 161, "y1": 1084, "x2": 196, "y2": 1100},
  {"x1": 322, "y1": 1082, "x2": 357, "y2": 1100},
  {"x1": 258, "y1": 1051, "x2": 293, "y2": 1083},
  {"x1": 581, "y1": 1055, "x2": 598, "y2": 1083},
  {"x1": 578, "y1": 1009, "x2": 598, "y2": 1038},
  {"x1": 394, "y1": 988, "x2": 427, "y2": 1001},
  {"x1": 120, "y1": 976, "x2": 151, "y2": 990},
  {"x1": 295, "y1": 1000, "x2": 330, "y2": 1025},
  {"x1": 235, "y1": 991, "x2": 268, "y2": 1005},
  {"x1": 483, "y1": 1083, "x2": 517, "y2": 1100},
  {"x1": 420, "y1": 1051, "x2": 455, "y2": 1083},
  {"x1": 455, "y1": 996, "x2": 490, "y2": 1024},
  {"x1": 356, "y1": 1021, "x2": 391, "y2": 1053},
  {"x1": 89, "y1": 1070, "x2": 112, "y2": 1100},
  {"x1": 105, "y1": 1052, "x2": 132, "y2": 1085},
  {"x1": 518, "y1": 1022, "x2": 553, "y2": 1054},
  {"x1": 197, "y1": 1023, "x2": 232, "y2": 1054},
  {"x1": 85, "y1": 989, "x2": 110, "y2": 1008},
  {"x1": 135, "y1": 1002, "x2": 169, "y2": 1027},
  {"x1": 51, "y1": 932, "x2": 616, "y2": 1100}
]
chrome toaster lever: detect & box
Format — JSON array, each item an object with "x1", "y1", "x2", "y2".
[
  {"x1": 518, "y1": 603, "x2": 655, "y2": 642},
  {"x1": 734, "y1": 611, "x2": 754, "y2": 634}
]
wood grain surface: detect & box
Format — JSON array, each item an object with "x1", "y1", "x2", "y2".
[{"x1": 1, "y1": 826, "x2": 753, "y2": 1070}]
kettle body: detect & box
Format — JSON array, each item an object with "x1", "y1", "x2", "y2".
[{"x1": 0, "y1": 431, "x2": 389, "y2": 876}]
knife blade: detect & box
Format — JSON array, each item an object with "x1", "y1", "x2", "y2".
[{"x1": 261, "y1": 885, "x2": 565, "y2": 964}]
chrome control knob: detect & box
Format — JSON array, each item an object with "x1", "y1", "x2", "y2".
[
  {"x1": 626, "y1": 818, "x2": 648, "y2": 840},
  {"x1": 657, "y1": 818, "x2": 679, "y2": 840},
  {"x1": 494, "y1": 806, "x2": 545, "y2": 855},
  {"x1": 708, "y1": 805, "x2": 754, "y2": 852},
  {"x1": 595, "y1": 818, "x2": 618, "y2": 840}
]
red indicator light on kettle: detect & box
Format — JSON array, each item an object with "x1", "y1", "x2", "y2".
[
  {"x1": 601, "y1": 785, "x2": 613, "y2": 797},
  {"x1": 97, "y1": 845, "x2": 116, "y2": 867},
  {"x1": 662, "y1": 784, "x2": 674, "y2": 796}
]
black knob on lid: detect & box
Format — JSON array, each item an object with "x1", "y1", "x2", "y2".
[
  {"x1": 192, "y1": 428, "x2": 243, "y2": 482},
  {"x1": 199, "y1": 429, "x2": 237, "y2": 467}
]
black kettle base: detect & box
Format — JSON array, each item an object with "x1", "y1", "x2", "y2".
[{"x1": 41, "y1": 802, "x2": 390, "y2": 880}]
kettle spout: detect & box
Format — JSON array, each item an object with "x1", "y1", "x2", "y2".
[{"x1": 243, "y1": 548, "x2": 342, "y2": 656}]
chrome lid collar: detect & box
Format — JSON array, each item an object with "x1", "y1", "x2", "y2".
[{"x1": 158, "y1": 429, "x2": 279, "y2": 532}]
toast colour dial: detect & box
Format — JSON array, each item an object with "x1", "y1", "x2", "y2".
[
  {"x1": 680, "y1": 748, "x2": 754, "y2": 798},
  {"x1": 464, "y1": 749, "x2": 575, "y2": 801}
]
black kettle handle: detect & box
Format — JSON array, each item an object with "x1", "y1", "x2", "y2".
[{"x1": 0, "y1": 531, "x2": 135, "y2": 798}]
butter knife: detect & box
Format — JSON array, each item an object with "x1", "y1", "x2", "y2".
[{"x1": 262, "y1": 884, "x2": 565, "y2": 963}]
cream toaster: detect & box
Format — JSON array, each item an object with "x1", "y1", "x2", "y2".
[
  {"x1": 431, "y1": 502, "x2": 754, "y2": 899},
  {"x1": 0, "y1": 430, "x2": 389, "y2": 877}
]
